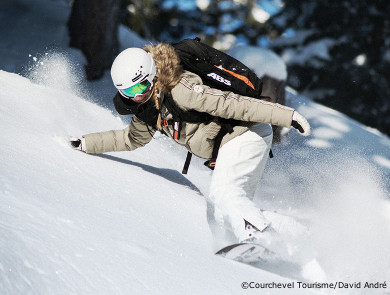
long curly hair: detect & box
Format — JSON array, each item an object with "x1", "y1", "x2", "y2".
[{"x1": 143, "y1": 43, "x2": 183, "y2": 129}]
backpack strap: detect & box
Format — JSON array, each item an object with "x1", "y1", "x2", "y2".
[
  {"x1": 163, "y1": 93, "x2": 232, "y2": 174},
  {"x1": 164, "y1": 93, "x2": 214, "y2": 123},
  {"x1": 203, "y1": 119, "x2": 235, "y2": 171},
  {"x1": 163, "y1": 93, "x2": 214, "y2": 141},
  {"x1": 180, "y1": 121, "x2": 273, "y2": 174},
  {"x1": 162, "y1": 93, "x2": 272, "y2": 174},
  {"x1": 182, "y1": 152, "x2": 193, "y2": 174},
  {"x1": 183, "y1": 121, "x2": 234, "y2": 174}
]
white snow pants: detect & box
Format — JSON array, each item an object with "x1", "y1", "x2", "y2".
[{"x1": 208, "y1": 122, "x2": 273, "y2": 242}]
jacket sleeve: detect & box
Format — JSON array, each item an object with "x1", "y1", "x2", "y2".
[
  {"x1": 82, "y1": 115, "x2": 154, "y2": 154},
  {"x1": 170, "y1": 74, "x2": 294, "y2": 128}
]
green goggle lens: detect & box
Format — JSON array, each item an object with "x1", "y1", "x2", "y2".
[{"x1": 120, "y1": 80, "x2": 151, "y2": 98}]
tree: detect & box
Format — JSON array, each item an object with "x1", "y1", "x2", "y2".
[
  {"x1": 121, "y1": 0, "x2": 271, "y2": 48},
  {"x1": 67, "y1": 0, "x2": 121, "y2": 80},
  {"x1": 268, "y1": 0, "x2": 390, "y2": 135}
]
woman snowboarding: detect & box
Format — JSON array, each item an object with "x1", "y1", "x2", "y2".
[{"x1": 70, "y1": 43, "x2": 311, "y2": 246}]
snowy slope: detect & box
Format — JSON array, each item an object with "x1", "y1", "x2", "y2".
[
  {"x1": 1, "y1": 62, "x2": 390, "y2": 295},
  {"x1": 1, "y1": 69, "x2": 321, "y2": 295},
  {"x1": 1, "y1": 0, "x2": 390, "y2": 294}
]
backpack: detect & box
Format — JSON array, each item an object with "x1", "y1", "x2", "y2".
[
  {"x1": 166, "y1": 38, "x2": 269, "y2": 174},
  {"x1": 172, "y1": 37, "x2": 264, "y2": 98}
]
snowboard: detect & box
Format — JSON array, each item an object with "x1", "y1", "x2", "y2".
[{"x1": 215, "y1": 242, "x2": 304, "y2": 280}]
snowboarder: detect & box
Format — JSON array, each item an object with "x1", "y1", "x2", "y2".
[{"x1": 70, "y1": 43, "x2": 310, "y2": 247}]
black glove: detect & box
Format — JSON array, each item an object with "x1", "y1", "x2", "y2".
[
  {"x1": 69, "y1": 136, "x2": 86, "y2": 152},
  {"x1": 292, "y1": 111, "x2": 311, "y2": 136}
]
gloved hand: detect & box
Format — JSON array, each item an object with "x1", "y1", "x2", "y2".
[
  {"x1": 292, "y1": 111, "x2": 311, "y2": 136},
  {"x1": 69, "y1": 136, "x2": 86, "y2": 152}
]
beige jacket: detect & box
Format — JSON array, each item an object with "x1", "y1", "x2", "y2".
[{"x1": 83, "y1": 43, "x2": 295, "y2": 159}]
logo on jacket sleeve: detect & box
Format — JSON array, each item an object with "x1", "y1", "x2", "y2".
[{"x1": 193, "y1": 85, "x2": 204, "y2": 93}]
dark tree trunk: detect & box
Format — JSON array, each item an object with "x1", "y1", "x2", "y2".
[{"x1": 67, "y1": 0, "x2": 121, "y2": 80}]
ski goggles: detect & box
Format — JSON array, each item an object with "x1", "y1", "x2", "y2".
[{"x1": 119, "y1": 80, "x2": 153, "y2": 98}]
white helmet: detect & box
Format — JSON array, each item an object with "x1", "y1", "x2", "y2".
[{"x1": 111, "y1": 48, "x2": 157, "y2": 91}]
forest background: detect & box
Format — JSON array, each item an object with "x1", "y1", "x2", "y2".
[{"x1": 68, "y1": 0, "x2": 390, "y2": 137}]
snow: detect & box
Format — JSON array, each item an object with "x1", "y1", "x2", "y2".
[
  {"x1": 281, "y1": 38, "x2": 337, "y2": 68},
  {"x1": 227, "y1": 46, "x2": 287, "y2": 80},
  {"x1": 269, "y1": 30, "x2": 339, "y2": 69},
  {"x1": 1, "y1": 0, "x2": 390, "y2": 294}
]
